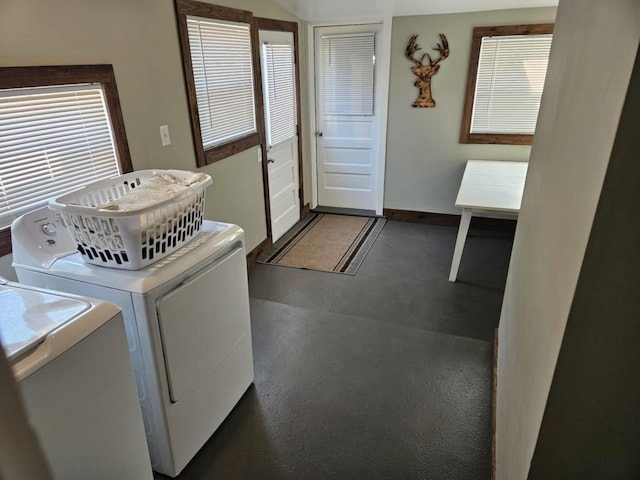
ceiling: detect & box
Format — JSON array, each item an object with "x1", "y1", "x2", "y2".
[{"x1": 272, "y1": 0, "x2": 558, "y2": 22}]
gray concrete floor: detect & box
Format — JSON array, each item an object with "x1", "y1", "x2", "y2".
[{"x1": 155, "y1": 220, "x2": 514, "y2": 480}]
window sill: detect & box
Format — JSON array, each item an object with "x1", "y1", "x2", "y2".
[
  {"x1": 197, "y1": 131, "x2": 261, "y2": 166},
  {"x1": 460, "y1": 133, "x2": 534, "y2": 146}
]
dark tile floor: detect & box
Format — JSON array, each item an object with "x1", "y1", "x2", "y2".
[{"x1": 155, "y1": 220, "x2": 514, "y2": 480}]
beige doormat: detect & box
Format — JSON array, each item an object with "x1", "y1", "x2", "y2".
[{"x1": 257, "y1": 213, "x2": 386, "y2": 275}]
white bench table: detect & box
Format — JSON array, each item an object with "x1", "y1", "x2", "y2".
[{"x1": 449, "y1": 160, "x2": 528, "y2": 282}]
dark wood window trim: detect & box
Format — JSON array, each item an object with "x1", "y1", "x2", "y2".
[
  {"x1": 460, "y1": 23, "x2": 554, "y2": 146},
  {"x1": 0, "y1": 64, "x2": 132, "y2": 257},
  {"x1": 175, "y1": 0, "x2": 265, "y2": 167},
  {"x1": 254, "y1": 16, "x2": 304, "y2": 241}
]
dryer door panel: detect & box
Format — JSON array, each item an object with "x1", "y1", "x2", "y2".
[{"x1": 156, "y1": 246, "x2": 251, "y2": 403}]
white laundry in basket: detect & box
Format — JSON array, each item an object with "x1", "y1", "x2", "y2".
[{"x1": 99, "y1": 171, "x2": 208, "y2": 212}]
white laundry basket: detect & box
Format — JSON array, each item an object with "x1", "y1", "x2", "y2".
[{"x1": 49, "y1": 170, "x2": 212, "y2": 270}]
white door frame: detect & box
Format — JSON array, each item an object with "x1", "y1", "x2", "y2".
[
  {"x1": 256, "y1": 18, "x2": 304, "y2": 244},
  {"x1": 259, "y1": 29, "x2": 300, "y2": 242},
  {"x1": 307, "y1": 18, "x2": 392, "y2": 216}
]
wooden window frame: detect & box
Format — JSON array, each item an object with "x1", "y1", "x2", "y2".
[
  {"x1": 0, "y1": 64, "x2": 133, "y2": 257},
  {"x1": 175, "y1": 0, "x2": 265, "y2": 167},
  {"x1": 460, "y1": 23, "x2": 554, "y2": 145}
]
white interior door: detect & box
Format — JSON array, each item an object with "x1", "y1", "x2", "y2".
[
  {"x1": 315, "y1": 24, "x2": 381, "y2": 211},
  {"x1": 260, "y1": 30, "x2": 300, "y2": 242}
]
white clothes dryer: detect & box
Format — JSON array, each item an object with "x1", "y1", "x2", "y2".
[
  {"x1": 11, "y1": 207, "x2": 255, "y2": 477},
  {"x1": 0, "y1": 281, "x2": 153, "y2": 480}
]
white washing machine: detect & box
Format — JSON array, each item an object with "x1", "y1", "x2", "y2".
[
  {"x1": 0, "y1": 280, "x2": 153, "y2": 480},
  {"x1": 11, "y1": 206, "x2": 255, "y2": 477}
]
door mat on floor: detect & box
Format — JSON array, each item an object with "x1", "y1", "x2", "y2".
[{"x1": 257, "y1": 213, "x2": 386, "y2": 275}]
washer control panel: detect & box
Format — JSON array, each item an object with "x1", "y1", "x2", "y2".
[
  {"x1": 41, "y1": 223, "x2": 57, "y2": 236},
  {"x1": 11, "y1": 207, "x2": 78, "y2": 269}
]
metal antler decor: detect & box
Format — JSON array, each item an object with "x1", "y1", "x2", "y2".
[{"x1": 405, "y1": 33, "x2": 450, "y2": 108}]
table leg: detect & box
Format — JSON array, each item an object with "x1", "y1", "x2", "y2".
[{"x1": 449, "y1": 209, "x2": 472, "y2": 282}]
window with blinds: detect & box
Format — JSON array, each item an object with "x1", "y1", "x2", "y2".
[
  {"x1": 320, "y1": 33, "x2": 375, "y2": 116},
  {"x1": 471, "y1": 34, "x2": 552, "y2": 134},
  {"x1": 0, "y1": 83, "x2": 121, "y2": 230},
  {"x1": 186, "y1": 15, "x2": 257, "y2": 149},
  {"x1": 460, "y1": 24, "x2": 554, "y2": 145},
  {"x1": 263, "y1": 42, "x2": 296, "y2": 148},
  {"x1": 176, "y1": 0, "x2": 261, "y2": 166}
]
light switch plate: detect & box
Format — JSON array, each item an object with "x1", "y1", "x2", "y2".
[{"x1": 159, "y1": 125, "x2": 171, "y2": 147}]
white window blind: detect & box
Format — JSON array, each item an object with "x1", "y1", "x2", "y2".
[
  {"x1": 187, "y1": 16, "x2": 257, "y2": 149},
  {"x1": 263, "y1": 42, "x2": 296, "y2": 148},
  {"x1": 321, "y1": 33, "x2": 375, "y2": 116},
  {"x1": 471, "y1": 33, "x2": 552, "y2": 135},
  {"x1": 0, "y1": 84, "x2": 121, "y2": 229}
]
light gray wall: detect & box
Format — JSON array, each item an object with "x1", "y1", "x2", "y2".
[
  {"x1": 496, "y1": 0, "x2": 640, "y2": 478},
  {"x1": 386, "y1": 7, "x2": 556, "y2": 214},
  {"x1": 528, "y1": 44, "x2": 640, "y2": 478},
  {"x1": 0, "y1": 0, "x2": 306, "y2": 279}
]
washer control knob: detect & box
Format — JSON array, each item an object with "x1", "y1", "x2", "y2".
[{"x1": 41, "y1": 223, "x2": 57, "y2": 236}]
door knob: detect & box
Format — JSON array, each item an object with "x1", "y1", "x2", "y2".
[
  {"x1": 267, "y1": 158, "x2": 275, "y2": 164},
  {"x1": 315, "y1": 131, "x2": 323, "y2": 137}
]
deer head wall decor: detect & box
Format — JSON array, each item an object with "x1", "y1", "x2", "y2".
[{"x1": 405, "y1": 33, "x2": 450, "y2": 108}]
